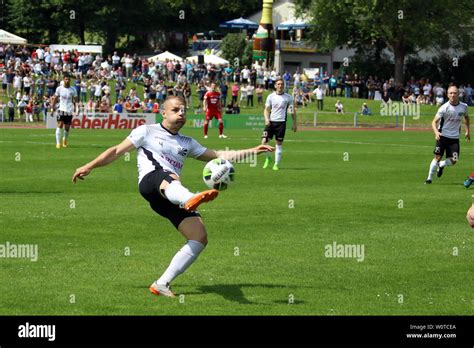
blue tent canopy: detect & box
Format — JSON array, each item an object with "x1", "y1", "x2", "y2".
[
  {"x1": 277, "y1": 19, "x2": 309, "y2": 30},
  {"x1": 219, "y1": 17, "x2": 259, "y2": 30}
]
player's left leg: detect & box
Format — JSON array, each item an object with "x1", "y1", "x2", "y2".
[
  {"x1": 217, "y1": 114, "x2": 226, "y2": 138},
  {"x1": 150, "y1": 216, "x2": 207, "y2": 297},
  {"x1": 437, "y1": 140, "x2": 459, "y2": 178},
  {"x1": 273, "y1": 139, "x2": 283, "y2": 170},
  {"x1": 62, "y1": 123, "x2": 71, "y2": 147},
  {"x1": 273, "y1": 122, "x2": 286, "y2": 170},
  {"x1": 203, "y1": 119, "x2": 209, "y2": 139}
]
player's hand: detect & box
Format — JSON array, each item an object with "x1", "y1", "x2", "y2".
[
  {"x1": 435, "y1": 132, "x2": 441, "y2": 141},
  {"x1": 72, "y1": 165, "x2": 92, "y2": 183},
  {"x1": 292, "y1": 123, "x2": 297, "y2": 132},
  {"x1": 254, "y1": 145, "x2": 274, "y2": 154},
  {"x1": 264, "y1": 119, "x2": 270, "y2": 126},
  {"x1": 466, "y1": 132, "x2": 471, "y2": 142}
]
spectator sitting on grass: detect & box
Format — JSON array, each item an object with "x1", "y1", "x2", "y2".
[
  {"x1": 361, "y1": 102, "x2": 371, "y2": 116},
  {"x1": 335, "y1": 100, "x2": 344, "y2": 114},
  {"x1": 402, "y1": 92, "x2": 411, "y2": 104}
]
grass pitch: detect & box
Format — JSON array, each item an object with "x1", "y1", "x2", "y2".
[{"x1": 0, "y1": 127, "x2": 473, "y2": 315}]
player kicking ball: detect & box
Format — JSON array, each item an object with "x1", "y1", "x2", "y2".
[
  {"x1": 425, "y1": 86, "x2": 470, "y2": 184},
  {"x1": 203, "y1": 82, "x2": 227, "y2": 139},
  {"x1": 72, "y1": 96, "x2": 273, "y2": 297}
]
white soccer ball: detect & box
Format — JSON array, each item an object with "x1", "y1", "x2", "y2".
[{"x1": 202, "y1": 158, "x2": 235, "y2": 190}]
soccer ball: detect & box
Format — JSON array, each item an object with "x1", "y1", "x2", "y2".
[{"x1": 202, "y1": 158, "x2": 235, "y2": 190}]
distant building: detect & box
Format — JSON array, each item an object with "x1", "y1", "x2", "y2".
[
  {"x1": 248, "y1": 0, "x2": 474, "y2": 77},
  {"x1": 248, "y1": 0, "x2": 355, "y2": 76}
]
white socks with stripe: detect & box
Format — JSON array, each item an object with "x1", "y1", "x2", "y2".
[
  {"x1": 55, "y1": 128, "x2": 62, "y2": 145},
  {"x1": 164, "y1": 181, "x2": 194, "y2": 206},
  {"x1": 156, "y1": 240, "x2": 205, "y2": 285},
  {"x1": 275, "y1": 144, "x2": 283, "y2": 165},
  {"x1": 427, "y1": 159, "x2": 438, "y2": 181}
]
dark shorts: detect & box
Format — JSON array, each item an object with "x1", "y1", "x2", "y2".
[
  {"x1": 262, "y1": 121, "x2": 286, "y2": 142},
  {"x1": 57, "y1": 111, "x2": 73, "y2": 125},
  {"x1": 139, "y1": 170, "x2": 200, "y2": 229},
  {"x1": 434, "y1": 136, "x2": 460, "y2": 159}
]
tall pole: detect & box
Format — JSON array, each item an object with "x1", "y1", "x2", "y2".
[{"x1": 253, "y1": 0, "x2": 275, "y2": 69}]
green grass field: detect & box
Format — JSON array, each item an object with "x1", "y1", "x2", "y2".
[{"x1": 1, "y1": 126, "x2": 473, "y2": 315}]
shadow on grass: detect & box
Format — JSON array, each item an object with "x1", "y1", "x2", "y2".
[{"x1": 184, "y1": 283, "x2": 290, "y2": 305}]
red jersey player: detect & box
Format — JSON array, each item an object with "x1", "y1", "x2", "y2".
[{"x1": 203, "y1": 83, "x2": 227, "y2": 139}]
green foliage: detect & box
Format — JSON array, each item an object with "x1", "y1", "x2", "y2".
[
  {"x1": 2, "y1": 0, "x2": 261, "y2": 52},
  {"x1": 295, "y1": 0, "x2": 474, "y2": 82},
  {"x1": 221, "y1": 33, "x2": 248, "y2": 67}
]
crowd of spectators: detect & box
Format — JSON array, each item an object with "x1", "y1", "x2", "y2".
[{"x1": 1, "y1": 43, "x2": 473, "y2": 122}]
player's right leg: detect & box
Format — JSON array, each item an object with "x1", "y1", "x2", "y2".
[
  {"x1": 55, "y1": 120, "x2": 64, "y2": 149},
  {"x1": 426, "y1": 139, "x2": 444, "y2": 184},
  {"x1": 261, "y1": 124, "x2": 273, "y2": 169},
  {"x1": 437, "y1": 140, "x2": 459, "y2": 178}
]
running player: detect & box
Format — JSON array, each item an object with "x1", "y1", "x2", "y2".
[
  {"x1": 425, "y1": 85, "x2": 470, "y2": 184},
  {"x1": 261, "y1": 78, "x2": 297, "y2": 170},
  {"x1": 51, "y1": 75, "x2": 78, "y2": 148},
  {"x1": 72, "y1": 96, "x2": 273, "y2": 297},
  {"x1": 203, "y1": 82, "x2": 226, "y2": 139}
]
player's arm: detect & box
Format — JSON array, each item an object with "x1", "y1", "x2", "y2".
[
  {"x1": 431, "y1": 115, "x2": 441, "y2": 140},
  {"x1": 464, "y1": 112, "x2": 470, "y2": 142},
  {"x1": 50, "y1": 94, "x2": 58, "y2": 111},
  {"x1": 197, "y1": 145, "x2": 274, "y2": 162},
  {"x1": 291, "y1": 99, "x2": 297, "y2": 132},
  {"x1": 264, "y1": 105, "x2": 271, "y2": 126},
  {"x1": 203, "y1": 93, "x2": 208, "y2": 113},
  {"x1": 72, "y1": 138, "x2": 136, "y2": 183}
]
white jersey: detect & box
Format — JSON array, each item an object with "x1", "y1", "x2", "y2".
[
  {"x1": 265, "y1": 92, "x2": 293, "y2": 122},
  {"x1": 128, "y1": 123, "x2": 207, "y2": 183},
  {"x1": 54, "y1": 86, "x2": 77, "y2": 113},
  {"x1": 436, "y1": 101, "x2": 469, "y2": 139}
]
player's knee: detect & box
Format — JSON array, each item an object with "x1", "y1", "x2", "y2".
[{"x1": 159, "y1": 174, "x2": 180, "y2": 196}]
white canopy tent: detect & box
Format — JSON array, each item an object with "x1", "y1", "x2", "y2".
[
  {"x1": 0, "y1": 30, "x2": 27, "y2": 44},
  {"x1": 148, "y1": 51, "x2": 183, "y2": 62},
  {"x1": 186, "y1": 54, "x2": 229, "y2": 65},
  {"x1": 49, "y1": 44, "x2": 102, "y2": 54}
]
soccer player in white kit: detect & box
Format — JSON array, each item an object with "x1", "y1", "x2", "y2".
[
  {"x1": 261, "y1": 79, "x2": 297, "y2": 170},
  {"x1": 51, "y1": 75, "x2": 78, "y2": 148},
  {"x1": 425, "y1": 86, "x2": 470, "y2": 184},
  {"x1": 72, "y1": 96, "x2": 273, "y2": 297}
]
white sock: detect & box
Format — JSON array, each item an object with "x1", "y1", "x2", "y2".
[
  {"x1": 64, "y1": 130, "x2": 69, "y2": 141},
  {"x1": 156, "y1": 240, "x2": 205, "y2": 285},
  {"x1": 164, "y1": 181, "x2": 194, "y2": 206},
  {"x1": 439, "y1": 158, "x2": 453, "y2": 168},
  {"x1": 275, "y1": 144, "x2": 283, "y2": 165},
  {"x1": 427, "y1": 159, "x2": 438, "y2": 180},
  {"x1": 55, "y1": 128, "x2": 62, "y2": 145}
]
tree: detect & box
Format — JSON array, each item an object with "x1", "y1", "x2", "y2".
[
  {"x1": 295, "y1": 0, "x2": 474, "y2": 83},
  {"x1": 221, "y1": 33, "x2": 247, "y2": 68}
]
